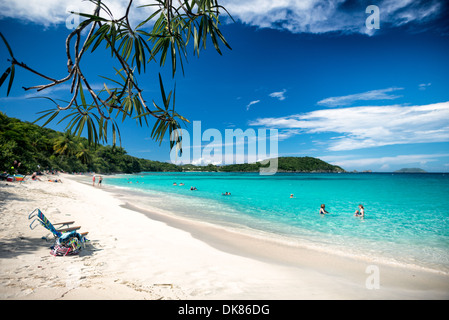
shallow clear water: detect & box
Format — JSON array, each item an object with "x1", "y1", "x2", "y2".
[{"x1": 104, "y1": 172, "x2": 449, "y2": 273}]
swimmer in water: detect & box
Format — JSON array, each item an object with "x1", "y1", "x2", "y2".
[
  {"x1": 319, "y1": 204, "x2": 329, "y2": 215},
  {"x1": 354, "y1": 204, "x2": 365, "y2": 218}
]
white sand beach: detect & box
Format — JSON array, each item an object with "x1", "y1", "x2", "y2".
[{"x1": 1, "y1": 173, "x2": 448, "y2": 300}]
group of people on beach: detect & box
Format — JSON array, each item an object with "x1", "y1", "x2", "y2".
[
  {"x1": 319, "y1": 203, "x2": 365, "y2": 218},
  {"x1": 92, "y1": 174, "x2": 103, "y2": 187}
]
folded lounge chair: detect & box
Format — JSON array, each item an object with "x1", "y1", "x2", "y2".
[
  {"x1": 29, "y1": 209, "x2": 89, "y2": 256},
  {"x1": 28, "y1": 208, "x2": 87, "y2": 239}
]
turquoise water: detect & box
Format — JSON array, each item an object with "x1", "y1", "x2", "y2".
[{"x1": 104, "y1": 172, "x2": 449, "y2": 273}]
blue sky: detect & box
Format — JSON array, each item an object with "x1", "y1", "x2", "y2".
[{"x1": 1, "y1": 0, "x2": 449, "y2": 172}]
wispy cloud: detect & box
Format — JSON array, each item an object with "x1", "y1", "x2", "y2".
[
  {"x1": 277, "y1": 129, "x2": 301, "y2": 141},
  {"x1": 419, "y1": 82, "x2": 432, "y2": 90},
  {"x1": 320, "y1": 153, "x2": 449, "y2": 170},
  {"x1": 246, "y1": 100, "x2": 260, "y2": 110},
  {"x1": 0, "y1": 0, "x2": 155, "y2": 27},
  {"x1": 221, "y1": 0, "x2": 444, "y2": 35},
  {"x1": 269, "y1": 89, "x2": 287, "y2": 101},
  {"x1": 1, "y1": 1, "x2": 444, "y2": 35},
  {"x1": 0, "y1": 83, "x2": 104, "y2": 102},
  {"x1": 249, "y1": 101, "x2": 449, "y2": 151},
  {"x1": 317, "y1": 87, "x2": 403, "y2": 107}
]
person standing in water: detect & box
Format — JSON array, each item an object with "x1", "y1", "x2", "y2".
[
  {"x1": 319, "y1": 204, "x2": 329, "y2": 215},
  {"x1": 355, "y1": 204, "x2": 365, "y2": 218}
]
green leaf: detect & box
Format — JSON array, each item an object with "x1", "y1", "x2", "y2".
[
  {"x1": 215, "y1": 27, "x2": 231, "y2": 50},
  {"x1": 43, "y1": 111, "x2": 61, "y2": 128},
  {"x1": 75, "y1": 115, "x2": 87, "y2": 137},
  {"x1": 125, "y1": 37, "x2": 134, "y2": 60},
  {"x1": 158, "y1": 73, "x2": 167, "y2": 106},
  {"x1": 209, "y1": 22, "x2": 222, "y2": 55},
  {"x1": 109, "y1": 22, "x2": 117, "y2": 55},
  {"x1": 0, "y1": 32, "x2": 14, "y2": 58},
  {"x1": 134, "y1": 37, "x2": 141, "y2": 73},
  {"x1": 6, "y1": 64, "x2": 14, "y2": 96},
  {"x1": 193, "y1": 26, "x2": 200, "y2": 56},
  {"x1": 170, "y1": 39, "x2": 177, "y2": 77},
  {"x1": 70, "y1": 11, "x2": 109, "y2": 23},
  {"x1": 66, "y1": 113, "x2": 81, "y2": 134},
  {"x1": 79, "y1": 82, "x2": 86, "y2": 106},
  {"x1": 135, "y1": 8, "x2": 161, "y2": 29},
  {"x1": 0, "y1": 67, "x2": 11, "y2": 88},
  {"x1": 111, "y1": 121, "x2": 121, "y2": 146},
  {"x1": 33, "y1": 108, "x2": 60, "y2": 127},
  {"x1": 160, "y1": 38, "x2": 169, "y2": 67},
  {"x1": 91, "y1": 24, "x2": 110, "y2": 52}
]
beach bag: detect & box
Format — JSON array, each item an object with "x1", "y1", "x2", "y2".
[
  {"x1": 50, "y1": 243, "x2": 81, "y2": 256},
  {"x1": 50, "y1": 231, "x2": 85, "y2": 256}
]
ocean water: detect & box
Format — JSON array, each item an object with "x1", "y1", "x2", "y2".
[{"x1": 104, "y1": 172, "x2": 449, "y2": 273}]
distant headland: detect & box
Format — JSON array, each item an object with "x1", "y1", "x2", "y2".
[{"x1": 394, "y1": 168, "x2": 427, "y2": 173}]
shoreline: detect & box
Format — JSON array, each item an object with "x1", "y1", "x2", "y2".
[
  {"x1": 1, "y1": 173, "x2": 448, "y2": 299},
  {"x1": 101, "y1": 173, "x2": 449, "y2": 276},
  {"x1": 114, "y1": 190, "x2": 449, "y2": 299}
]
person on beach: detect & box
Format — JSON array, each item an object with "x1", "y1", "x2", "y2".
[
  {"x1": 319, "y1": 204, "x2": 329, "y2": 215},
  {"x1": 92, "y1": 174, "x2": 96, "y2": 186},
  {"x1": 354, "y1": 204, "x2": 365, "y2": 218},
  {"x1": 31, "y1": 172, "x2": 41, "y2": 181},
  {"x1": 9, "y1": 160, "x2": 21, "y2": 175},
  {"x1": 98, "y1": 176, "x2": 103, "y2": 187}
]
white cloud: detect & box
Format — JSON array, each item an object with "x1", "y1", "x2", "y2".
[
  {"x1": 1, "y1": 1, "x2": 443, "y2": 35},
  {"x1": 221, "y1": 0, "x2": 443, "y2": 34},
  {"x1": 0, "y1": 0, "x2": 155, "y2": 27},
  {"x1": 246, "y1": 99, "x2": 260, "y2": 110},
  {"x1": 320, "y1": 153, "x2": 449, "y2": 169},
  {"x1": 0, "y1": 83, "x2": 104, "y2": 102},
  {"x1": 317, "y1": 87, "x2": 403, "y2": 107},
  {"x1": 419, "y1": 83, "x2": 432, "y2": 90},
  {"x1": 277, "y1": 129, "x2": 301, "y2": 141},
  {"x1": 269, "y1": 89, "x2": 287, "y2": 101},
  {"x1": 249, "y1": 101, "x2": 449, "y2": 151}
]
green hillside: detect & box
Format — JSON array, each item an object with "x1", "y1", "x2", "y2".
[
  {"x1": 0, "y1": 112, "x2": 344, "y2": 174},
  {"x1": 0, "y1": 112, "x2": 179, "y2": 174},
  {"x1": 394, "y1": 168, "x2": 427, "y2": 173},
  {"x1": 215, "y1": 157, "x2": 344, "y2": 173}
]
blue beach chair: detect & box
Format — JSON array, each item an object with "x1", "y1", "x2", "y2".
[
  {"x1": 28, "y1": 208, "x2": 83, "y2": 239},
  {"x1": 28, "y1": 209, "x2": 90, "y2": 255}
]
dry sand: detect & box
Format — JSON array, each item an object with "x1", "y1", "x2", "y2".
[{"x1": 1, "y1": 173, "x2": 448, "y2": 300}]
